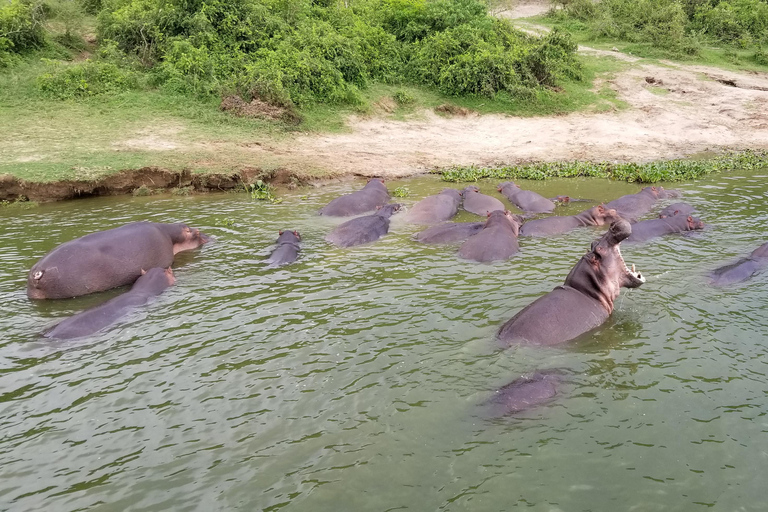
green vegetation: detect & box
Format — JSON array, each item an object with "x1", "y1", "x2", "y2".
[
  {"x1": 247, "y1": 180, "x2": 282, "y2": 203},
  {"x1": 545, "y1": 0, "x2": 768, "y2": 64},
  {"x1": 436, "y1": 150, "x2": 768, "y2": 183},
  {"x1": 392, "y1": 185, "x2": 411, "y2": 197}
]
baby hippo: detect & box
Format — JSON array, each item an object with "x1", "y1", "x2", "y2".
[
  {"x1": 462, "y1": 186, "x2": 506, "y2": 216},
  {"x1": 658, "y1": 202, "x2": 696, "y2": 219},
  {"x1": 319, "y1": 179, "x2": 390, "y2": 216},
  {"x1": 266, "y1": 230, "x2": 301, "y2": 267},
  {"x1": 520, "y1": 205, "x2": 619, "y2": 237},
  {"x1": 498, "y1": 182, "x2": 555, "y2": 214},
  {"x1": 44, "y1": 267, "x2": 175, "y2": 340},
  {"x1": 414, "y1": 222, "x2": 484, "y2": 244},
  {"x1": 625, "y1": 215, "x2": 705, "y2": 243},
  {"x1": 710, "y1": 242, "x2": 768, "y2": 286},
  {"x1": 326, "y1": 204, "x2": 402, "y2": 247},
  {"x1": 484, "y1": 370, "x2": 563, "y2": 416},
  {"x1": 458, "y1": 210, "x2": 523, "y2": 262},
  {"x1": 404, "y1": 189, "x2": 462, "y2": 224}
]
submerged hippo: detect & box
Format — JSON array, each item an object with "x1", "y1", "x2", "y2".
[
  {"x1": 458, "y1": 211, "x2": 523, "y2": 263},
  {"x1": 498, "y1": 182, "x2": 555, "y2": 214},
  {"x1": 326, "y1": 204, "x2": 402, "y2": 247},
  {"x1": 319, "y1": 179, "x2": 390, "y2": 216},
  {"x1": 44, "y1": 267, "x2": 175, "y2": 340},
  {"x1": 498, "y1": 219, "x2": 645, "y2": 347},
  {"x1": 267, "y1": 230, "x2": 301, "y2": 267},
  {"x1": 658, "y1": 202, "x2": 696, "y2": 219},
  {"x1": 625, "y1": 215, "x2": 705, "y2": 243},
  {"x1": 605, "y1": 186, "x2": 681, "y2": 221},
  {"x1": 462, "y1": 186, "x2": 506, "y2": 216},
  {"x1": 404, "y1": 189, "x2": 462, "y2": 225},
  {"x1": 27, "y1": 222, "x2": 208, "y2": 300},
  {"x1": 414, "y1": 222, "x2": 485, "y2": 244},
  {"x1": 710, "y1": 242, "x2": 768, "y2": 286},
  {"x1": 484, "y1": 370, "x2": 563, "y2": 416},
  {"x1": 519, "y1": 205, "x2": 619, "y2": 237}
]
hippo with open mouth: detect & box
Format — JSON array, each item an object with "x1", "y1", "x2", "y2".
[{"x1": 498, "y1": 218, "x2": 645, "y2": 346}]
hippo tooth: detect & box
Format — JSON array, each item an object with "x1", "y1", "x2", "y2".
[{"x1": 632, "y1": 264, "x2": 636, "y2": 273}]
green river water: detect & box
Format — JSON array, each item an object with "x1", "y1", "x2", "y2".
[{"x1": 1, "y1": 172, "x2": 767, "y2": 511}]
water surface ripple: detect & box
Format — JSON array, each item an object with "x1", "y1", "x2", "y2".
[{"x1": 1, "y1": 175, "x2": 767, "y2": 511}]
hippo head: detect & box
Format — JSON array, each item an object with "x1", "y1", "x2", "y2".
[
  {"x1": 657, "y1": 187, "x2": 682, "y2": 199},
  {"x1": 587, "y1": 204, "x2": 620, "y2": 225},
  {"x1": 277, "y1": 230, "x2": 301, "y2": 243},
  {"x1": 463, "y1": 186, "x2": 480, "y2": 194},
  {"x1": 564, "y1": 219, "x2": 645, "y2": 313},
  {"x1": 497, "y1": 182, "x2": 519, "y2": 192},
  {"x1": 365, "y1": 178, "x2": 387, "y2": 190},
  {"x1": 170, "y1": 224, "x2": 209, "y2": 254},
  {"x1": 134, "y1": 267, "x2": 176, "y2": 294},
  {"x1": 27, "y1": 265, "x2": 63, "y2": 299},
  {"x1": 667, "y1": 215, "x2": 705, "y2": 232},
  {"x1": 486, "y1": 210, "x2": 524, "y2": 235},
  {"x1": 376, "y1": 203, "x2": 402, "y2": 218},
  {"x1": 552, "y1": 195, "x2": 571, "y2": 203},
  {"x1": 751, "y1": 242, "x2": 768, "y2": 259}
]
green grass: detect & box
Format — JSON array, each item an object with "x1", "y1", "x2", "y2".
[{"x1": 435, "y1": 150, "x2": 768, "y2": 183}]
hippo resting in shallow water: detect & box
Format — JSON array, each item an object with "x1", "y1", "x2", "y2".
[
  {"x1": 658, "y1": 202, "x2": 696, "y2": 219},
  {"x1": 605, "y1": 186, "x2": 681, "y2": 221},
  {"x1": 458, "y1": 211, "x2": 523, "y2": 263},
  {"x1": 319, "y1": 179, "x2": 390, "y2": 216},
  {"x1": 484, "y1": 370, "x2": 564, "y2": 416},
  {"x1": 462, "y1": 186, "x2": 506, "y2": 216},
  {"x1": 498, "y1": 182, "x2": 555, "y2": 214},
  {"x1": 27, "y1": 222, "x2": 208, "y2": 299},
  {"x1": 625, "y1": 215, "x2": 705, "y2": 243},
  {"x1": 519, "y1": 205, "x2": 618, "y2": 237},
  {"x1": 326, "y1": 204, "x2": 402, "y2": 247},
  {"x1": 710, "y1": 242, "x2": 768, "y2": 286},
  {"x1": 267, "y1": 230, "x2": 301, "y2": 267},
  {"x1": 413, "y1": 222, "x2": 484, "y2": 244},
  {"x1": 404, "y1": 189, "x2": 462, "y2": 225},
  {"x1": 44, "y1": 267, "x2": 175, "y2": 340},
  {"x1": 498, "y1": 219, "x2": 645, "y2": 347}
]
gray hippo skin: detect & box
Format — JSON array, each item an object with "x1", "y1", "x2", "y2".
[
  {"x1": 319, "y1": 179, "x2": 390, "y2": 216},
  {"x1": 44, "y1": 267, "x2": 175, "y2": 340},
  {"x1": 605, "y1": 186, "x2": 681, "y2": 221},
  {"x1": 519, "y1": 205, "x2": 619, "y2": 237},
  {"x1": 658, "y1": 202, "x2": 696, "y2": 219},
  {"x1": 625, "y1": 215, "x2": 705, "y2": 243},
  {"x1": 498, "y1": 182, "x2": 555, "y2": 213},
  {"x1": 404, "y1": 189, "x2": 462, "y2": 225},
  {"x1": 267, "y1": 230, "x2": 301, "y2": 267},
  {"x1": 498, "y1": 219, "x2": 645, "y2": 347},
  {"x1": 484, "y1": 370, "x2": 563, "y2": 416},
  {"x1": 414, "y1": 222, "x2": 484, "y2": 244},
  {"x1": 710, "y1": 242, "x2": 768, "y2": 286},
  {"x1": 326, "y1": 204, "x2": 402, "y2": 247},
  {"x1": 27, "y1": 222, "x2": 208, "y2": 299},
  {"x1": 462, "y1": 186, "x2": 506, "y2": 216},
  {"x1": 458, "y1": 211, "x2": 523, "y2": 262}
]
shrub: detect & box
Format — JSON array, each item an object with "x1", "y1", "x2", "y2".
[
  {"x1": 37, "y1": 59, "x2": 141, "y2": 98},
  {"x1": 0, "y1": 0, "x2": 47, "y2": 64},
  {"x1": 693, "y1": 0, "x2": 768, "y2": 45}
]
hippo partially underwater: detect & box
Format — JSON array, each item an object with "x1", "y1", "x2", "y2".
[
  {"x1": 326, "y1": 204, "x2": 402, "y2": 247},
  {"x1": 319, "y1": 179, "x2": 390, "y2": 217},
  {"x1": 404, "y1": 189, "x2": 462, "y2": 225},
  {"x1": 710, "y1": 242, "x2": 768, "y2": 286},
  {"x1": 267, "y1": 230, "x2": 301, "y2": 267},
  {"x1": 27, "y1": 222, "x2": 208, "y2": 299}
]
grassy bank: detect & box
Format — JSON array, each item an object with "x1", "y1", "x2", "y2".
[{"x1": 435, "y1": 150, "x2": 768, "y2": 183}]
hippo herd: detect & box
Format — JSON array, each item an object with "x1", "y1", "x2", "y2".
[{"x1": 24, "y1": 179, "x2": 768, "y2": 416}]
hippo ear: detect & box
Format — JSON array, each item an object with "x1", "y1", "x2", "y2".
[
  {"x1": 140, "y1": 269, "x2": 147, "y2": 275},
  {"x1": 597, "y1": 204, "x2": 605, "y2": 213},
  {"x1": 379, "y1": 179, "x2": 385, "y2": 183},
  {"x1": 279, "y1": 230, "x2": 284, "y2": 235},
  {"x1": 376, "y1": 205, "x2": 381, "y2": 210},
  {"x1": 487, "y1": 212, "x2": 492, "y2": 217},
  {"x1": 497, "y1": 187, "x2": 501, "y2": 192},
  {"x1": 293, "y1": 230, "x2": 299, "y2": 237}
]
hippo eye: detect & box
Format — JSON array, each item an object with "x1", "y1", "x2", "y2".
[{"x1": 33, "y1": 270, "x2": 43, "y2": 280}]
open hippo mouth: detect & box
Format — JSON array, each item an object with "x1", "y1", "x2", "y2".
[{"x1": 610, "y1": 219, "x2": 645, "y2": 287}]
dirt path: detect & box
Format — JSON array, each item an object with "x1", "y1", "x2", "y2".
[{"x1": 264, "y1": 8, "x2": 768, "y2": 178}]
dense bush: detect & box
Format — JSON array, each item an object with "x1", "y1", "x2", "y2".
[
  {"x1": 37, "y1": 58, "x2": 141, "y2": 98},
  {"x1": 692, "y1": 0, "x2": 768, "y2": 45},
  {"x1": 0, "y1": 0, "x2": 47, "y2": 65}
]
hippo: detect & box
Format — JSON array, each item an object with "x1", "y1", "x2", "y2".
[
  {"x1": 413, "y1": 222, "x2": 485, "y2": 244},
  {"x1": 484, "y1": 370, "x2": 563, "y2": 416},
  {"x1": 710, "y1": 242, "x2": 768, "y2": 286},
  {"x1": 658, "y1": 202, "x2": 696, "y2": 219},
  {"x1": 625, "y1": 215, "x2": 705, "y2": 243},
  {"x1": 319, "y1": 179, "x2": 390, "y2": 216},
  {"x1": 27, "y1": 222, "x2": 208, "y2": 300},
  {"x1": 462, "y1": 186, "x2": 506, "y2": 216},
  {"x1": 326, "y1": 204, "x2": 402, "y2": 247},
  {"x1": 458, "y1": 211, "x2": 524, "y2": 263},
  {"x1": 498, "y1": 219, "x2": 645, "y2": 347},
  {"x1": 519, "y1": 205, "x2": 619, "y2": 237},
  {"x1": 605, "y1": 186, "x2": 681, "y2": 221},
  {"x1": 44, "y1": 267, "x2": 175, "y2": 340},
  {"x1": 550, "y1": 195, "x2": 593, "y2": 203},
  {"x1": 403, "y1": 189, "x2": 462, "y2": 225},
  {"x1": 498, "y1": 182, "x2": 555, "y2": 214},
  {"x1": 266, "y1": 230, "x2": 301, "y2": 267}
]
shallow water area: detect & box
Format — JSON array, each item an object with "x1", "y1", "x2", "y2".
[{"x1": 1, "y1": 173, "x2": 768, "y2": 511}]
